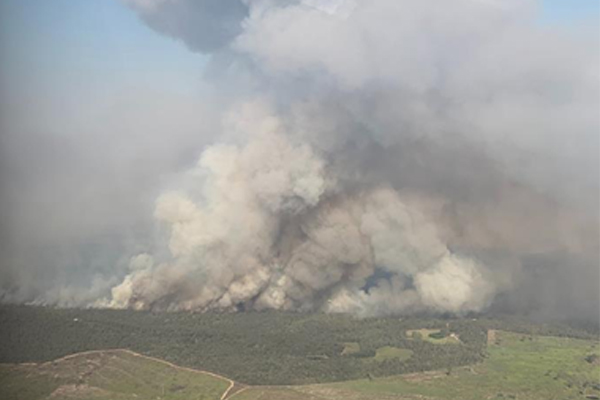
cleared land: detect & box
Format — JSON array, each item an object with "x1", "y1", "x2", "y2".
[
  {"x1": 0, "y1": 350, "x2": 231, "y2": 400},
  {"x1": 405, "y1": 329, "x2": 460, "y2": 345},
  {"x1": 235, "y1": 330, "x2": 600, "y2": 400},
  {"x1": 372, "y1": 347, "x2": 413, "y2": 363},
  {"x1": 341, "y1": 342, "x2": 360, "y2": 356}
]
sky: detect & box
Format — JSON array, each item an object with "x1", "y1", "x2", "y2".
[
  {"x1": 0, "y1": 0, "x2": 597, "y2": 105},
  {"x1": 541, "y1": 0, "x2": 599, "y2": 24},
  {"x1": 0, "y1": 0, "x2": 595, "y2": 129},
  {"x1": 0, "y1": 0, "x2": 208, "y2": 98},
  {"x1": 0, "y1": 0, "x2": 215, "y2": 299}
]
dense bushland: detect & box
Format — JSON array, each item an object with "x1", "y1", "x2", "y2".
[{"x1": 0, "y1": 305, "x2": 596, "y2": 385}]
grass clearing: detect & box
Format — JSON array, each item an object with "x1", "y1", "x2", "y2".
[
  {"x1": 341, "y1": 342, "x2": 360, "y2": 356},
  {"x1": 235, "y1": 330, "x2": 600, "y2": 400},
  {"x1": 329, "y1": 330, "x2": 600, "y2": 400},
  {"x1": 405, "y1": 329, "x2": 460, "y2": 345},
  {"x1": 373, "y1": 347, "x2": 413, "y2": 362}
]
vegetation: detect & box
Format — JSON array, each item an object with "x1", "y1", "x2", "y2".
[
  {"x1": 406, "y1": 328, "x2": 460, "y2": 345},
  {"x1": 340, "y1": 342, "x2": 360, "y2": 356},
  {"x1": 372, "y1": 347, "x2": 413, "y2": 362},
  {"x1": 328, "y1": 330, "x2": 600, "y2": 400},
  {"x1": 2, "y1": 331, "x2": 598, "y2": 399},
  {"x1": 0, "y1": 350, "x2": 230, "y2": 400},
  {"x1": 236, "y1": 331, "x2": 600, "y2": 400},
  {"x1": 0, "y1": 305, "x2": 597, "y2": 387}
]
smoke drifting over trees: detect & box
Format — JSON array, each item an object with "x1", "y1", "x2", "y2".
[{"x1": 1, "y1": 0, "x2": 598, "y2": 321}]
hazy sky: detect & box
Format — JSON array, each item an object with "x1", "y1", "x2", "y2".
[
  {"x1": 0, "y1": 0, "x2": 208, "y2": 98},
  {"x1": 0, "y1": 0, "x2": 595, "y2": 138},
  {"x1": 1, "y1": 0, "x2": 597, "y2": 104},
  {"x1": 0, "y1": 0, "x2": 216, "y2": 301}
]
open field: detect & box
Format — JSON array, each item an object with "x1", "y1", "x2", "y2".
[
  {"x1": 405, "y1": 329, "x2": 460, "y2": 345},
  {"x1": 373, "y1": 347, "x2": 413, "y2": 363},
  {"x1": 234, "y1": 330, "x2": 600, "y2": 400},
  {"x1": 327, "y1": 331, "x2": 600, "y2": 400},
  {"x1": 341, "y1": 342, "x2": 360, "y2": 356},
  {"x1": 0, "y1": 350, "x2": 231, "y2": 400}
]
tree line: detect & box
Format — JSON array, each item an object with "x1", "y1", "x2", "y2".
[{"x1": 0, "y1": 305, "x2": 596, "y2": 385}]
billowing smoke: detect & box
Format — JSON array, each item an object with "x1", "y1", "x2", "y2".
[
  {"x1": 103, "y1": 103, "x2": 498, "y2": 314},
  {"x1": 2, "y1": 0, "x2": 599, "y2": 320}
]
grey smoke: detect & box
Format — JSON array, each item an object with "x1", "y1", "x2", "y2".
[
  {"x1": 1, "y1": 0, "x2": 598, "y2": 321},
  {"x1": 0, "y1": 86, "x2": 218, "y2": 305},
  {"x1": 124, "y1": 0, "x2": 250, "y2": 52}
]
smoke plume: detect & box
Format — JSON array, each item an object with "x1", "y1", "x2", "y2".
[{"x1": 2, "y1": 0, "x2": 599, "y2": 320}]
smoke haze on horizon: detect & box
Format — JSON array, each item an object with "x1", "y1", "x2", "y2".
[{"x1": 1, "y1": 0, "x2": 598, "y2": 322}]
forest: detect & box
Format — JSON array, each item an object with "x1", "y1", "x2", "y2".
[{"x1": 0, "y1": 305, "x2": 597, "y2": 385}]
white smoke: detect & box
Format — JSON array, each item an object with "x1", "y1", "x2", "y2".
[
  {"x1": 101, "y1": 100, "x2": 501, "y2": 314},
  {"x1": 96, "y1": 0, "x2": 599, "y2": 317},
  {"x1": 2, "y1": 0, "x2": 596, "y2": 320}
]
